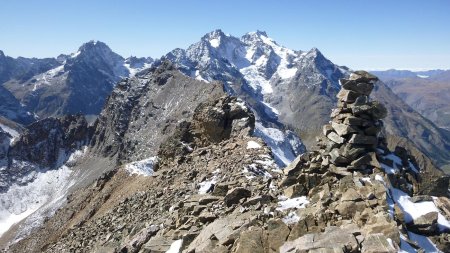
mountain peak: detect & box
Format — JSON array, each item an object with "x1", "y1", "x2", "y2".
[
  {"x1": 0, "y1": 50, "x2": 4, "y2": 58},
  {"x1": 202, "y1": 29, "x2": 227, "y2": 40},
  {"x1": 200, "y1": 29, "x2": 229, "y2": 48},
  {"x1": 78, "y1": 40, "x2": 110, "y2": 52},
  {"x1": 241, "y1": 30, "x2": 278, "y2": 47},
  {"x1": 250, "y1": 30, "x2": 268, "y2": 38}
]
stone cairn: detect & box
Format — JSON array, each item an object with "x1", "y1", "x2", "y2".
[{"x1": 321, "y1": 70, "x2": 387, "y2": 176}]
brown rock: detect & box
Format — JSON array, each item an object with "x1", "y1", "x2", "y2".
[
  {"x1": 234, "y1": 227, "x2": 265, "y2": 253},
  {"x1": 284, "y1": 184, "x2": 306, "y2": 198},
  {"x1": 266, "y1": 219, "x2": 290, "y2": 253},
  {"x1": 224, "y1": 187, "x2": 251, "y2": 207},
  {"x1": 341, "y1": 188, "x2": 362, "y2": 202}
]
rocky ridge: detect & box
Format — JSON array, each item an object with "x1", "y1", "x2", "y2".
[{"x1": 7, "y1": 71, "x2": 450, "y2": 252}]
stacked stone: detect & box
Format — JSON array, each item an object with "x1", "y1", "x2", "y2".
[{"x1": 323, "y1": 71, "x2": 387, "y2": 175}]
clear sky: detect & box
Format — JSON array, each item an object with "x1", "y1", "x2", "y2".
[{"x1": 1, "y1": 0, "x2": 449, "y2": 70}]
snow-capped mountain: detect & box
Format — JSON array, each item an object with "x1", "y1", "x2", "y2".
[
  {"x1": 1, "y1": 42, "x2": 154, "y2": 120},
  {"x1": 0, "y1": 51, "x2": 60, "y2": 124},
  {"x1": 164, "y1": 30, "x2": 450, "y2": 169},
  {"x1": 164, "y1": 29, "x2": 349, "y2": 164},
  {"x1": 124, "y1": 56, "x2": 154, "y2": 76}
]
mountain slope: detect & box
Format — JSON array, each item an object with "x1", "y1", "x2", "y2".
[
  {"x1": 372, "y1": 69, "x2": 450, "y2": 130},
  {"x1": 2, "y1": 42, "x2": 153, "y2": 120}
]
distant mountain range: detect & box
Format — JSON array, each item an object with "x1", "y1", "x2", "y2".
[
  {"x1": 1, "y1": 31, "x2": 449, "y2": 170},
  {"x1": 0, "y1": 42, "x2": 153, "y2": 123},
  {"x1": 372, "y1": 69, "x2": 450, "y2": 131}
]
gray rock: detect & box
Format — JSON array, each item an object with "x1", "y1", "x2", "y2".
[
  {"x1": 329, "y1": 148, "x2": 349, "y2": 165},
  {"x1": 331, "y1": 122, "x2": 358, "y2": 136},
  {"x1": 280, "y1": 226, "x2": 360, "y2": 253},
  {"x1": 327, "y1": 132, "x2": 345, "y2": 144},
  {"x1": 361, "y1": 233, "x2": 396, "y2": 253},
  {"x1": 341, "y1": 80, "x2": 374, "y2": 96},
  {"x1": 407, "y1": 211, "x2": 439, "y2": 235},
  {"x1": 410, "y1": 195, "x2": 434, "y2": 203},
  {"x1": 349, "y1": 134, "x2": 378, "y2": 145}
]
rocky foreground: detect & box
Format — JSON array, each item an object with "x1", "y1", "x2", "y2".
[{"x1": 4, "y1": 71, "x2": 450, "y2": 252}]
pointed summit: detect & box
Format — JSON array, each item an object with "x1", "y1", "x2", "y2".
[{"x1": 201, "y1": 29, "x2": 229, "y2": 48}]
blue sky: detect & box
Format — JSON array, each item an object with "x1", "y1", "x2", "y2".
[{"x1": 1, "y1": 0, "x2": 449, "y2": 70}]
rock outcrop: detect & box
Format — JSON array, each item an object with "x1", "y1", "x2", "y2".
[{"x1": 90, "y1": 61, "x2": 224, "y2": 165}]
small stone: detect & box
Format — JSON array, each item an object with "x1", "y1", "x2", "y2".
[
  {"x1": 341, "y1": 80, "x2": 374, "y2": 96},
  {"x1": 331, "y1": 122, "x2": 358, "y2": 136},
  {"x1": 323, "y1": 124, "x2": 333, "y2": 136},
  {"x1": 410, "y1": 195, "x2": 434, "y2": 203},
  {"x1": 361, "y1": 233, "x2": 396, "y2": 253},
  {"x1": 329, "y1": 164, "x2": 352, "y2": 176},
  {"x1": 343, "y1": 116, "x2": 365, "y2": 126},
  {"x1": 407, "y1": 211, "x2": 439, "y2": 235},
  {"x1": 341, "y1": 188, "x2": 362, "y2": 202},
  {"x1": 349, "y1": 71, "x2": 379, "y2": 82},
  {"x1": 212, "y1": 184, "x2": 228, "y2": 196},
  {"x1": 337, "y1": 89, "x2": 360, "y2": 103},
  {"x1": 349, "y1": 134, "x2": 377, "y2": 145},
  {"x1": 351, "y1": 153, "x2": 380, "y2": 168},
  {"x1": 284, "y1": 184, "x2": 306, "y2": 198},
  {"x1": 329, "y1": 148, "x2": 349, "y2": 165},
  {"x1": 327, "y1": 132, "x2": 345, "y2": 144}
]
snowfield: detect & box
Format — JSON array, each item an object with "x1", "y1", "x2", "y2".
[{"x1": 0, "y1": 146, "x2": 88, "y2": 240}]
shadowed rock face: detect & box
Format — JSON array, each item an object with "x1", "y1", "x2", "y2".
[
  {"x1": 0, "y1": 114, "x2": 91, "y2": 192},
  {"x1": 90, "y1": 61, "x2": 225, "y2": 164}
]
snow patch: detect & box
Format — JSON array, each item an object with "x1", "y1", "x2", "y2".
[
  {"x1": 390, "y1": 187, "x2": 450, "y2": 231},
  {"x1": 0, "y1": 166, "x2": 73, "y2": 237},
  {"x1": 124, "y1": 157, "x2": 158, "y2": 176},
  {"x1": 254, "y1": 122, "x2": 304, "y2": 166},
  {"x1": 417, "y1": 75, "x2": 429, "y2": 78},
  {"x1": 166, "y1": 239, "x2": 183, "y2": 253},
  {"x1": 277, "y1": 66, "x2": 297, "y2": 79},
  {"x1": 240, "y1": 65, "x2": 273, "y2": 94},
  {"x1": 198, "y1": 169, "x2": 220, "y2": 194},
  {"x1": 194, "y1": 70, "x2": 209, "y2": 83},
  {"x1": 0, "y1": 146, "x2": 88, "y2": 238},
  {"x1": 124, "y1": 62, "x2": 152, "y2": 77},
  {"x1": 243, "y1": 163, "x2": 272, "y2": 179},
  {"x1": 0, "y1": 124, "x2": 19, "y2": 143},
  {"x1": 209, "y1": 38, "x2": 220, "y2": 48},
  {"x1": 282, "y1": 212, "x2": 300, "y2": 224},
  {"x1": 246, "y1": 140, "x2": 262, "y2": 149},
  {"x1": 277, "y1": 196, "x2": 309, "y2": 211}
]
